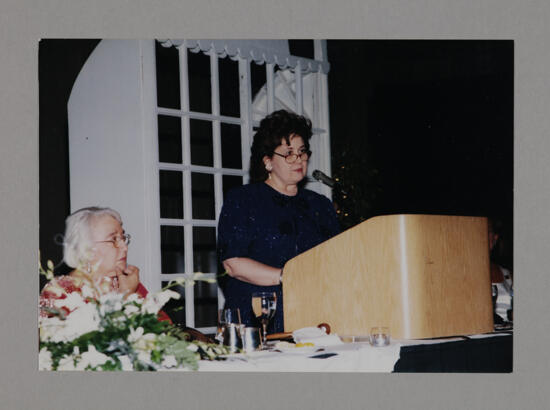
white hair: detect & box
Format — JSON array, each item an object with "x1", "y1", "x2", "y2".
[{"x1": 63, "y1": 206, "x2": 123, "y2": 268}]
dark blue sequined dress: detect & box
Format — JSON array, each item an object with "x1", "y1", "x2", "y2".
[{"x1": 217, "y1": 182, "x2": 341, "y2": 333}]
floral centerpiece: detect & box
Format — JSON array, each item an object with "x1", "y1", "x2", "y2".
[{"x1": 39, "y1": 258, "x2": 230, "y2": 371}]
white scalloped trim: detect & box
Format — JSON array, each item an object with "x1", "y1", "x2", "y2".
[{"x1": 157, "y1": 39, "x2": 330, "y2": 74}]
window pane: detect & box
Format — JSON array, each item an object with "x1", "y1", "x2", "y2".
[
  {"x1": 155, "y1": 41, "x2": 180, "y2": 109},
  {"x1": 219, "y1": 56, "x2": 240, "y2": 117},
  {"x1": 188, "y1": 50, "x2": 211, "y2": 114},
  {"x1": 160, "y1": 226, "x2": 185, "y2": 273},
  {"x1": 191, "y1": 173, "x2": 215, "y2": 220},
  {"x1": 222, "y1": 175, "x2": 243, "y2": 199},
  {"x1": 251, "y1": 61, "x2": 267, "y2": 103},
  {"x1": 194, "y1": 280, "x2": 218, "y2": 328},
  {"x1": 158, "y1": 115, "x2": 182, "y2": 163},
  {"x1": 190, "y1": 119, "x2": 213, "y2": 166},
  {"x1": 159, "y1": 170, "x2": 183, "y2": 219},
  {"x1": 221, "y1": 123, "x2": 242, "y2": 169},
  {"x1": 193, "y1": 226, "x2": 218, "y2": 328},
  {"x1": 161, "y1": 282, "x2": 186, "y2": 326},
  {"x1": 193, "y1": 227, "x2": 217, "y2": 273}
]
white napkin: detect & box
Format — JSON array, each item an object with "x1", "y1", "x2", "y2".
[
  {"x1": 292, "y1": 327, "x2": 344, "y2": 347},
  {"x1": 494, "y1": 282, "x2": 512, "y2": 321}
]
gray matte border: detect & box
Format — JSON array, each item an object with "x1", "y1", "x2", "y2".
[{"x1": 1, "y1": 0, "x2": 547, "y2": 409}]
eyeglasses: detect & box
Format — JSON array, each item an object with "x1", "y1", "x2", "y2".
[
  {"x1": 272, "y1": 150, "x2": 311, "y2": 164},
  {"x1": 95, "y1": 233, "x2": 131, "y2": 248}
]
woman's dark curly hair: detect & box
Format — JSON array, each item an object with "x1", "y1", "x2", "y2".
[{"x1": 249, "y1": 110, "x2": 313, "y2": 183}]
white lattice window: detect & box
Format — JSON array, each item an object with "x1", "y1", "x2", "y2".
[{"x1": 68, "y1": 39, "x2": 331, "y2": 334}]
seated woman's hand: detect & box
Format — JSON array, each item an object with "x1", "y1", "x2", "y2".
[{"x1": 116, "y1": 264, "x2": 140, "y2": 297}]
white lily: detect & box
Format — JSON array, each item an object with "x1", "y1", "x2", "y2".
[
  {"x1": 161, "y1": 355, "x2": 178, "y2": 368},
  {"x1": 128, "y1": 326, "x2": 144, "y2": 343},
  {"x1": 141, "y1": 290, "x2": 180, "y2": 315},
  {"x1": 78, "y1": 345, "x2": 111, "y2": 370},
  {"x1": 38, "y1": 347, "x2": 53, "y2": 371},
  {"x1": 57, "y1": 354, "x2": 78, "y2": 371},
  {"x1": 118, "y1": 355, "x2": 133, "y2": 371},
  {"x1": 40, "y1": 303, "x2": 101, "y2": 343}
]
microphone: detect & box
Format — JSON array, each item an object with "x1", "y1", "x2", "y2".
[
  {"x1": 312, "y1": 170, "x2": 348, "y2": 195},
  {"x1": 312, "y1": 170, "x2": 336, "y2": 188}
]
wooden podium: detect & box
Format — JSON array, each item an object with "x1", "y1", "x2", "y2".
[{"x1": 282, "y1": 214, "x2": 494, "y2": 339}]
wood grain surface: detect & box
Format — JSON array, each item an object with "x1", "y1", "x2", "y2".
[{"x1": 282, "y1": 214, "x2": 493, "y2": 339}]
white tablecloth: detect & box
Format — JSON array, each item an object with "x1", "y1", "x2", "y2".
[
  {"x1": 198, "y1": 332, "x2": 510, "y2": 372},
  {"x1": 199, "y1": 341, "x2": 402, "y2": 372}
]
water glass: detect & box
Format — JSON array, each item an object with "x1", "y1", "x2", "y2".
[
  {"x1": 370, "y1": 327, "x2": 391, "y2": 347},
  {"x1": 221, "y1": 323, "x2": 243, "y2": 353},
  {"x1": 216, "y1": 308, "x2": 241, "y2": 346},
  {"x1": 240, "y1": 327, "x2": 261, "y2": 353},
  {"x1": 218, "y1": 308, "x2": 241, "y2": 326}
]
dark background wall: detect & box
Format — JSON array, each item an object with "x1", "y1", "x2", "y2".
[
  {"x1": 327, "y1": 40, "x2": 513, "y2": 268},
  {"x1": 39, "y1": 39, "x2": 513, "y2": 280}
]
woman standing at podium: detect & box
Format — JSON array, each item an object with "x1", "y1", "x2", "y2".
[{"x1": 217, "y1": 110, "x2": 341, "y2": 333}]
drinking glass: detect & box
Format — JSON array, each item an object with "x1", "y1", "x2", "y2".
[
  {"x1": 241, "y1": 327, "x2": 261, "y2": 353},
  {"x1": 251, "y1": 292, "x2": 277, "y2": 349},
  {"x1": 369, "y1": 327, "x2": 391, "y2": 347},
  {"x1": 216, "y1": 308, "x2": 241, "y2": 345},
  {"x1": 218, "y1": 308, "x2": 241, "y2": 326}
]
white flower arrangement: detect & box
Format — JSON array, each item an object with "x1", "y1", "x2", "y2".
[
  {"x1": 39, "y1": 258, "x2": 229, "y2": 371},
  {"x1": 40, "y1": 302, "x2": 101, "y2": 343}
]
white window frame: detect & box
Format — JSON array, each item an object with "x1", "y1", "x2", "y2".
[{"x1": 153, "y1": 40, "x2": 331, "y2": 333}]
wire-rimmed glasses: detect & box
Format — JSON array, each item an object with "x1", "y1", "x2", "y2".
[
  {"x1": 272, "y1": 150, "x2": 311, "y2": 164},
  {"x1": 95, "y1": 233, "x2": 131, "y2": 248}
]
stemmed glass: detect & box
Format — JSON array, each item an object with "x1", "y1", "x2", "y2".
[{"x1": 251, "y1": 292, "x2": 277, "y2": 350}]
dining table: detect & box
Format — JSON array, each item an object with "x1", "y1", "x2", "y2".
[{"x1": 197, "y1": 331, "x2": 512, "y2": 373}]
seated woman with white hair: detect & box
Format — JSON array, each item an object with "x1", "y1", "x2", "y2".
[
  {"x1": 40, "y1": 206, "x2": 216, "y2": 343},
  {"x1": 40, "y1": 206, "x2": 171, "y2": 321}
]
